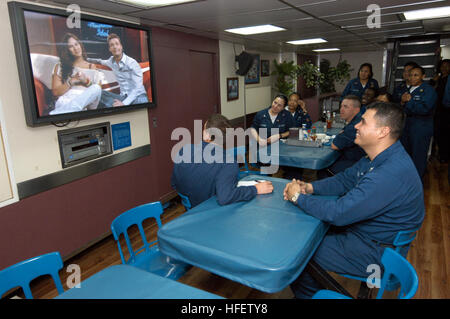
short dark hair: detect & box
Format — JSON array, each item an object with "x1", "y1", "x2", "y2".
[
  {"x1": 274, "y1": 94, "x2": 288, "y2": 107},
  {"x1": 358, "y1": 63, "x2": 374, "y2": 79},
  {"x1": 404, "y1": 61, "x2": 419, "y2": 69},
  {"x1": 367, "y1": 102, "x2": 405, "y2": 140},
  {"x1": 107, "y1": 33, "x2": 121, "y2": 46},
  {"x1": 376, "y1": 86, "x2": 393, "y2": 102},
  {"x1": 205, "y1": 114, "x2": 232, "y2": 146},
  {"x1": 289, "y1": 92, "x2": 302, "y2": 100},
  {"x1": 411, "y1": 65, "x2": 425, "y2": 75},
  {"x1": 342, "y1": 95, "x2": 361, "y2": 109}
]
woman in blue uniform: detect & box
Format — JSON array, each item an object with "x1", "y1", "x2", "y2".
[
  {"x1": 250, "y1": 94, "x2": 293, "y2": 146},
  {"x1": 286, "y1": 92, "x2": 312, "y2": 129},
  {"x1": 400, "y1": 66, "x2": 437, "y2": 179},
  {"x1": 341, "y1": 63, "x2": 379, "y2": 101}
]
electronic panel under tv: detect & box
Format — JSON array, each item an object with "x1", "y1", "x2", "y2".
[{"x1": 8, "y1": 1, "x2": 157, "y2": 127}]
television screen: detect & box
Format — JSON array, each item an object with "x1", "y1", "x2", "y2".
[{"x1": 8, "y1": 1, "x2": 156, "y2": 126}]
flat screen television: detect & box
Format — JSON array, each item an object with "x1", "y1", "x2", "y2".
[{"x1": 8, "y1": 1, "x2": 156, "y2": 127}]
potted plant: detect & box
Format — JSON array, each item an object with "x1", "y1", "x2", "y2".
[
  {"x1": 319, "y1": 59, "x2": 352, "y2": 94},
  {"x1": 271, "y1": 60, "x2": 299, "y2": 96}
]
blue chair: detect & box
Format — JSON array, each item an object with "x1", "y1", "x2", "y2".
[
  {"x1": 0, "y1": 252, "x2": 64, "y2": 299},
  {"x1": 177, "y1": 192, "x2": 192, "y2": 210},
  {"x1": 111, "y1": 201, "x2": 191, "y2": 280},
  {"x1": 313, "y1": 248, "x2": 419, "y2": 299},
  {"x1": 227, "y1": 145, "x2": 267, "y2": 180},
  {"x1": 337, "y1": 227, "x2": 420, "y2": 298}
]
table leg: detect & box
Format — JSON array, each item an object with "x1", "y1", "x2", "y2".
[{"x1": 306, "y1": 260, "x2": 354, "y2": 299}]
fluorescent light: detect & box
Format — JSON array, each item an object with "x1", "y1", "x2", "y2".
[
  {"x1": 287, "y1": 38, "x2": 327, "y2": 45},
  {"x1": 313, "y1": 48, "x2": 340, "y2": 52},
  {"x1": 403, "y1": 6, "x2": 450, "y2": 20},
  {"x1": 225, "y1": 25, "x2": 286, "y2": 35},
  {"x1": 113, "y1": 0, "x2": 198, "y2": 9}
]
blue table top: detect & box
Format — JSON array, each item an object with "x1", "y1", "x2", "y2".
[
  {"x1": 158, "y1": 175, "x2": 334, "y2": 293},
  {"x1": 255, "y1": 122, "x2": 342, "y2": 170},
  {"x1": 55, "y1": 265, "x2": 223, "y2": 299}
]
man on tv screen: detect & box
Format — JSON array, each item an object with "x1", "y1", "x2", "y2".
[{"x1": 89, "y1": 33, "x2": 148, "y2": 107}]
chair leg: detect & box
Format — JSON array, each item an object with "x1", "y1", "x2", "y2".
[{"x1": 356, "y1": 282, "x2": 373, "y2": 299}]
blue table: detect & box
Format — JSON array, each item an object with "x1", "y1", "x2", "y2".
[
  {"x1": 158, "y1": 176, "x2": 334, "y2": 293},
  {"x1": 254, "y1": 122, "x2": 342, "y2": 170},
  {"x1": 55, "y1": 264, "x2": 223, "y2": 299}
]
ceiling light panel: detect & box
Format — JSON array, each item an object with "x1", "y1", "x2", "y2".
[
  {"x1": 287, "y1": 38, "x2": 327, "y2": 45},
  {"x1": 110, "y1": 0, "x2": 199, "y2": 9},
  {"x1": 403, "y1": 6, "x2": 450, "y2": 20},
  {"x1": 225, "y1": 24, "x2": 286, "y2": 35}
]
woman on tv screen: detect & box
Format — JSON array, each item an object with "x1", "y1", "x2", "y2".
[{"x1": 50, "y1": 33, "x2": 103, "y2": 115}]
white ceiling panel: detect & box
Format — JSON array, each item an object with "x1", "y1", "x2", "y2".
[
  {"x1": 37, "y1": 0, "x2": 137, "y2": 15},
  {"x1": 36, "y1": 0, "x2": 450, "y2": 53}
]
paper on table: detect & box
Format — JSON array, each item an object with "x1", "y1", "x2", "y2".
[{"x1": 237, "y1": 180, "x2": 267, "y2": 187}]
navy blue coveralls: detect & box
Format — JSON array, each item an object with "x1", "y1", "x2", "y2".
[
  {"x1": 287, "y1": 108, "x2": 312, "y2": 129},
  {"x1": 329, "y1": 111, "x2": 365, "y2": 174},
  {"x1": 290, "y1": 141, "x2": 424, "y2": 298},
  {"x1": 341, "y1": 77, "x2": 379, "y2": 101},
  {"x1": 251, "y1": 107, "x2": 294, "y2": 138},
  {"x1": 400, "y1": 82, "x2": 437, "y2": 178},
  {"x1": 393, "y1": 81, "x2": 409, "y2": 104},
  {"x1": 171, "y1": 141, "x2": 257, "y2": 208}
]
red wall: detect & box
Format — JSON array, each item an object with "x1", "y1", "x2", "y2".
[{"x1": 0, "y1": 26, "x2": 219, "y2": 270}]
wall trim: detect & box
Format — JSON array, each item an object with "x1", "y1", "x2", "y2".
[{"x1": 17, "y1": 144, "x2": 151, "y2": 199}]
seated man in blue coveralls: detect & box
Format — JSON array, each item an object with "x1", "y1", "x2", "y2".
[
  {"x1": 285, "y1": 92, "x2": 312, "y2": 129},
  {"x1": 171, "y1": 114, "x2": 273, "y2": 208},
  {"x1": 326, "y1": 95, "x2": 366, "y2": 175},
  {"x1": 392, "y1": 61, "x2": 419, "y2": 104},
  {"x1": 400, "y1": 65, "x2": 437, "y2": 179},
  {"x1": 283, "y1": 102, "x2": 425, "y2": 299},
  {"x1": 341, "y1": 63, "x2": 379, "y2": 101},
  {"x1": 250, "y1": 95, "x2": 294, "y2": 146}
]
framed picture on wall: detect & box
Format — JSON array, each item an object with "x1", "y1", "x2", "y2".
[
  {"x1": 227, "y1": 77, "x2": 239, "y2": 101},
  {"x1": 245, "y1": 54, "x2": 260, "y2": 84},
  {"x1": 261, "y1": 60, "x2": 270, "y2": 77}
]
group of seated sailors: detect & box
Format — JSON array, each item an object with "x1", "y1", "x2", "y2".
[{"x1": 170, "y1": 60, "x2": 450, "y2": 299}]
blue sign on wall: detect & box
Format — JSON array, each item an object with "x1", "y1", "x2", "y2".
[{"x1": 111, "y1": 122, "x2": 132, "y2": 151}]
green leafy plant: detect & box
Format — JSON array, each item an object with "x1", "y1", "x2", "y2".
[
  {"x1": 297, "y1": 61, "x2": 324, "y2": 89},
  {"x1": 319, "y1": 59, "x2": 352, "y2": 94},
  {"x1": 271, "y1": 59, "x2": 325, "y2": 96},
  {"x1": 271, "y1": 60, "x2": 299, "y2": 96}
]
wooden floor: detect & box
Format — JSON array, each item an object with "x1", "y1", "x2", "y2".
[{"x1": 4, "y1": 159, "x2": 449, "y2": 299}]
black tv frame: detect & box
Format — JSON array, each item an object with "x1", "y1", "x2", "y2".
[{"x1": 8, "y1": 1, "x2": 157, "y2": 127}]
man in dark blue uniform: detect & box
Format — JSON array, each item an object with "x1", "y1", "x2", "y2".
[
  {"x1": 284, "y1": 102, "x2": 424, "y2": 299},
  {"x1": 400, "y1": 66, "x2": 437, "y2": 179},
  {"x1": 328, "y1": 95, "x2": 366, "y2": 175},
  {"x1": 250, "y1": 94, "x2": 294, "y2": 145},
  {"x1": 171, "y1": 114, "x2": 273, "y2": 208},
  {"x1": 360, "y1": 87, "x2": 377, "y2": 114},
  {"x1": 286, "y1": 92, "x2": 312, "y2": 129},
  {"x1": 341, "y1": 63, "x2": 379, "y2": 101},
  {"x1": 392, "y1": 61, "x2": 419, "y2": 104}
]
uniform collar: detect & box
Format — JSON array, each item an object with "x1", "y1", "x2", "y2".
[{"x1": 370, "y1": 140, "x2": 402, "y2": 166}]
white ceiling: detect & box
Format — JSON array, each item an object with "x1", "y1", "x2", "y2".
[{"x1": 33, "y1": 0, "x2": 450, "y2": 53}]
